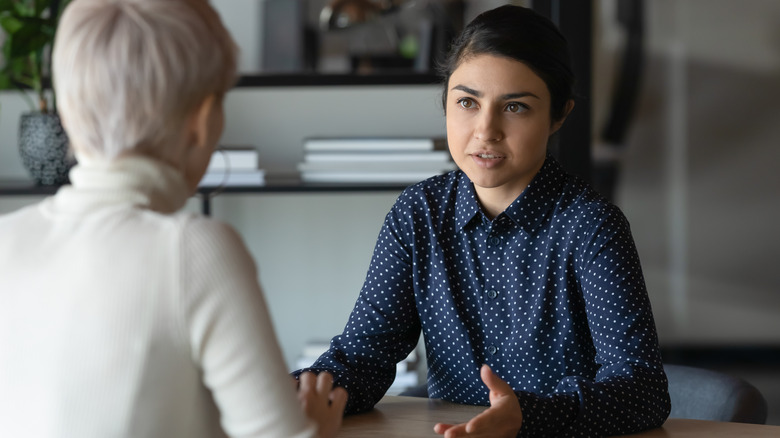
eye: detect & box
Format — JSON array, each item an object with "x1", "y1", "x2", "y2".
[
  {"x1": 457, "y1": 97, "x2": 476, "y2": 109},
  {"x1": 505, "y1": 102, "x2": 528, "y2": 113}
]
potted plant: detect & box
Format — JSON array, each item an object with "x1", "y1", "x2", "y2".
[{"x1": 1, "y1": 0, "x2": 73, "y2": 185}]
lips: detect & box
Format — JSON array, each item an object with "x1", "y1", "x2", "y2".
[{"x1": 469, "y1": 151, "x2": 505, "y2": 168}]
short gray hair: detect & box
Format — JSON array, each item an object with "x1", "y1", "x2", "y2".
[{"x1": 53, "y1": 0, "x2": 238, "y2": 160}]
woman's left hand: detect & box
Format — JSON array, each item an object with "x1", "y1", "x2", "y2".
[
  {"x1": 297, "y1": 371, "x2": 349, "y2": 438},
  {"x1": 433, "y1": 364, "x2": 523, "y2": 438}
]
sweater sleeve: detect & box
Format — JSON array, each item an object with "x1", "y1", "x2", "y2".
[{"x1": 178, "y1": 216, "x2": 318, "y2": 438}]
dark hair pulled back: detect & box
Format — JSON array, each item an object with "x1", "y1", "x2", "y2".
[{"x1": 439, "y1": 5, "x2": 575, "y2": 122}]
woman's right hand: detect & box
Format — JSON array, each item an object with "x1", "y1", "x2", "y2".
[{"x1": 297, "y1": 371, "x2": 349, "y2": 438}]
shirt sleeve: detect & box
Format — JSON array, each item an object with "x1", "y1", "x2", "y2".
[
  {"x1": 516, "y1": 206, "x2": 671, "y2": 437},
  {"x1": 292, "y1": 205, "x2": 422, "y2": 415},
  {"x1": 180, "y1": 217, "x2": 318, "y2": 438}
]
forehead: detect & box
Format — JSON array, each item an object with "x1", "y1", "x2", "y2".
[{"x1": 449, "y1": 54, "x2": 550, "y2": 100}]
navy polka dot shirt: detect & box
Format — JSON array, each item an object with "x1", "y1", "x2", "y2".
[{"x1": 296, "y1": 157, "x2": 670, "y2": 436}]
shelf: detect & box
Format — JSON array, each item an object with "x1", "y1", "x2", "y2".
[
  {"x1": 0, "y1": 177, "x2": 408, "y2": 215},
  {"x1": 234, "y1": 73, "x2": 440, "y2": 87},
  {"x1": 0, "y1": 180, "x2": 60, "y2": 196},
  {"x1": 35, "y1": 74, "x2": 441, "y2": 91},
  {"x1": 0, "y1": 177, "x2": 409, "y2": 196}
]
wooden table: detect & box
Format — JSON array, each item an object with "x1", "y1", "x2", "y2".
[{"x1": 339, "y1": 396, "x2": 780, "y2": 437}]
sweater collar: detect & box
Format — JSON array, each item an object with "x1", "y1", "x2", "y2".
[{"x1": 52, "y1": 154, "x2": 191, "y2": 214}]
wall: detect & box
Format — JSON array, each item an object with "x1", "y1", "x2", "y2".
[{"x1": 594, "y1": 0, "x2": 780, "y2": 347}]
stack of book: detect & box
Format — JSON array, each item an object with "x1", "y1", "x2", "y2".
[
  {"x1": 298, "y1": 137, "x2": 456, "y2": 184},
  {"x1": 199, "y1": 146, "x2": 265, "y2": 187}
]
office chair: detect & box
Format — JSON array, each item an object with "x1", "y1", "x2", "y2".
[
  {"x1": 664, "y1": 363, "x2": 768, "y2": 424},
  {"x1": 400, "y1": 364, "x2": 769, "y2": 424}
]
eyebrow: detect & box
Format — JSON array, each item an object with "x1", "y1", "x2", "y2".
[{"x1": 450, "y1": 84, "x2": 541, "y2": 100}]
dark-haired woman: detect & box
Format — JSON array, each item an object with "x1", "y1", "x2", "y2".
[{"x1": 295, "y1": 5, "x2": 671, "y2": 437}]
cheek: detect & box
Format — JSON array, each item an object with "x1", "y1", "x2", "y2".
[
  {"x1": 445, "y1": 111, "x2": 470, "y2": 150},
  {"x1": 508, "y1": 119, "x2": 551, "y2": 148}
]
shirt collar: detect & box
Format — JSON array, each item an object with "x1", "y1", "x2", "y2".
[
  {"x1": 454, "y1": 172, "x2": 482, "y2": 231},
  {"x1": 454, "y1": 156, "x2": 567, "y2": 234}
]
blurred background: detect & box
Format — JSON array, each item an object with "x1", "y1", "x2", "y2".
[{"x1": 1, "y1": 0, "x2": 779, "y2": 424}]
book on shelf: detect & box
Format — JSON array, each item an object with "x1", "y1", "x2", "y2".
[
  {"x1": 198, "y1": 169, "x2": 265, "y2": 187},
  {"x1": 304, "y1": 150, "x2": 452, "y2": 163},
  {"x1": 300, "y1": 170, "x2": 444, "y2": 184},
  {"x1": 207, "y1": 146, "x2": 259, "y2": 172},
  {"x1": 297, "y1": 161, "x2": 457, "y2": 173},
  {"x1": 304, "y1": 137, "x2": 447, "y2": 152}
]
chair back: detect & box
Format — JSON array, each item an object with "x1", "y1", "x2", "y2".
[{"x1": 665, "y1": 363, "x2": 768, "y2": 424}]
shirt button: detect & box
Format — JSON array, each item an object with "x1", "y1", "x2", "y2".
[
  {"x1": 487, "y1": 289, "x2": 498, "y2": 299},
  {"x1": 488, "y1": 236, "x2": 500, "y2": 246},
  {"x1": 487, "y1": 345, "x2": 498, "y2": 355}
]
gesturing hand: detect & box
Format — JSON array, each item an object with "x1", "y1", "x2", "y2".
[
  {"x1": 433, "y1": 364, "x2": 523, "y2": 438},
  {"x1": 297, "y1": 371, "x2": 349, "y2": 438}
]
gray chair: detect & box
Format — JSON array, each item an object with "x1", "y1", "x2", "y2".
[
  {"x1": 400, "y1": 364, "x2": 769, "y2": 424},
  {"x1": 664, "y1": 363, "x2": 768, "y2": 424}
]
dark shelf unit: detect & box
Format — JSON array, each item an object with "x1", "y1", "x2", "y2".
[
  {"x1": 0, "y1": 178, "x2": 407, "y2": 216},
  {"x1": 235, "y1": 73, "x2": 440, "y2": 87}
]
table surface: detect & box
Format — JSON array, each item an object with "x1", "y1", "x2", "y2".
[{"x1": 339, "y1": 396, "x2": 780, "y2": 437}]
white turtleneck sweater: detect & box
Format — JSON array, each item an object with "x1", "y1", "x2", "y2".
[{"x1": 0, "y1": 156, "x2": 317, "y2": 438}]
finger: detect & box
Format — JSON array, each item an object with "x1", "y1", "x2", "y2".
[
  {"x1": 329, "y1": 387, "x2": 348, "y2": 413},
  {"x1": 442, "y1": 423, "x2": 468, "y2": 438},
  {"x1": 298, "y1": 372, "x2": 317, "y2": 401},
  {"x1": 480, "y1": 364, "x2": 514, "y2": 396},
  {"x1": 435, "y1": 423, "x2": 466, "y2": 436},
  {"x1": 298, "y1": 371, "x2": 316, "y2": 389},
  {"x1": 316, "y1": 371, "x2": 334, "y2": 395},
  {"x1": 433, "y1": 423, "x2": 453, "y2": 434},
  {"x1": 464, "y1": 410, "x2": 490, "y2": 433}
]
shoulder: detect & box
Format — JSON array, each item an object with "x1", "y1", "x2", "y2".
[
  {"x1": 173, "y1": 213, "x2": 255, "y2": 270},
  {"x1": 556, "y1": 174, "x2": 627, "y2": 229},
  {"x1": 393, "y1": 170, "x2": 461, "y2": 214},
  {"x1": 177, "y1": 213, "x2": 243, "y2": 244}
]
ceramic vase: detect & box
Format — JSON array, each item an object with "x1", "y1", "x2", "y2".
[{"x1": 18, "y1": 112, "x2": 75, "y2": 186}]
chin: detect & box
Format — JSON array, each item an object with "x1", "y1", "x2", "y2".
[{"x1": 465, "y1": 173, "x2": 505, "y2": 189}]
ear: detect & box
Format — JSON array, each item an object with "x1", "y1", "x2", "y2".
[
  {"x1": 549, "y1": 99, "x2": 575, "y2": 135},
  {"x1": 188, "y1": 94, "x2": 217, "y2": 150}
]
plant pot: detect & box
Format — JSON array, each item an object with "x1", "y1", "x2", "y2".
[{"x1": 18, "y1": 112, "x2": 76, "y2": 186}]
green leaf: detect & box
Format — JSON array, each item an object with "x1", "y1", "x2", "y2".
[
  {"x1": 4, "y1": 18, "x2": 53, "y2": 59},
  {"x1": 0, "y1": 71, "x2": 12, "y2": 89},
  {"x1": 0, "y1": 15, "x2": 24, "y2": 34},
  {"x1": 0, "y1": 0, "x2": 17, "y2": 13},
  {"x1": 13, "y1": 1, "x2": 35, "y2": 17}
]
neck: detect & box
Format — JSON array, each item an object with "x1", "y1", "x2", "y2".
[{"x1": 66, "y1": 153, "x2": 192, "y2": 214}]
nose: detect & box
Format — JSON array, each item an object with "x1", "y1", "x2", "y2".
[{"x1": 473, "y1": 109, "x2": 503, "y2": 142}]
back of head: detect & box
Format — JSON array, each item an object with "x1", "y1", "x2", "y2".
[
  {"x1": 53, "y1": 0, "x2": 238, "y2": 161},
  {"x1": 439, "y1": 5, "x2": 574, "y2": 121}
]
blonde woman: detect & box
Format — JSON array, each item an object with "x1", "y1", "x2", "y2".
[{"x1": 0, "y1": 1, "x2": 345, "y2": 437}]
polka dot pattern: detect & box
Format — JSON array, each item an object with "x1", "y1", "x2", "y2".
[{"x1": 295, "y1": 157, "x2": 671, "y2": 436}]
